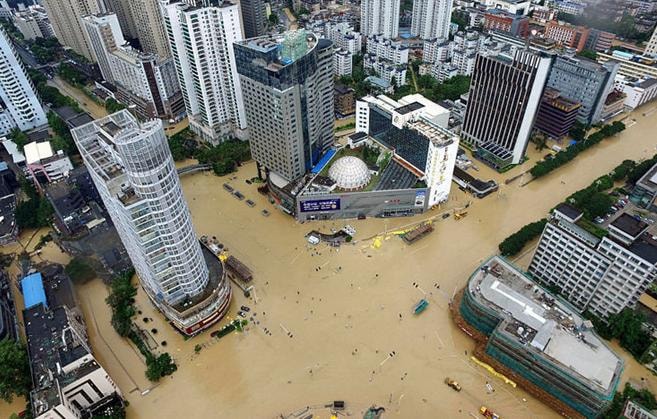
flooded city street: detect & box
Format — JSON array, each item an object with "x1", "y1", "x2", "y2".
[{"x1": 2, "y1": 105, "x2": 657, "y2": 418}]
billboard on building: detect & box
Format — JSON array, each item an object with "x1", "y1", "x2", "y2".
[
  {"x1": 415, "y1": 191, "x2": 426, "y2": 207},
  {"x1": 300, "y1": 198, "x2": 341, "y2": 212}
]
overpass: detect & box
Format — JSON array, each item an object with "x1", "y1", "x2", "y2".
[{"x1": 177, "y1": 164, "x2": 212, "y2": 176}]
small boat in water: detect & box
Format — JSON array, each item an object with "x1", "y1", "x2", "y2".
[{"x1": 413, "y1": 298, "x2": 429, "y2": 315}]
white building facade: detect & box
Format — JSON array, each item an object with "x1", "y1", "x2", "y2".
[
  {"x1": 355, "y1": 94, "x2": 458, "y2": 207},
  {"x1": 622, "y1": 78, "x2": 657, "y2": 109},
  {"x1": 334, "y1": 48, "x2": 353, "y2": 76},
  {"x1": 411, "y1": 0, "x2": 454, "y2": 41},
  {"x1": 529, "y1": 209, "x2": 657, "y2": 318},
  {"x1": 325, "y1": 21, "x2": 362, "y2": 55},
  {"x1": 365, "y1": 34, "x2": 409, "y2": 86},
  {"x1": 83, "y1": 13, "x2": 183, "y2": 120},
  {"x1": 72, "y1": 111, "x2": 231, "y2": 334},
  {"x1": 0, "y1": 28, "x2": 47, "y2": 134},
  {"x1": 161, "y1": 0, "x2": 246, "y2": 144},
  {"x1": 647, "y1": 26, "x2": 657, "y2": 56},
  {"x1": 360, "y1": 0, "x2": 400, "y2": 38}
]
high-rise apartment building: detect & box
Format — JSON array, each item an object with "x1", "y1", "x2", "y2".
[
  {"x1": 645, "y1": 26, "x2": 657, "y2": 57},
  {"x1": 334, "y1": 48, "x2": 352, "y2": 76},
  {"x1": 41, "y1": 0, "x2": 104, "y2": 61},
  {"x1": 529, "y1": 206, "x2": 657, "y2": 319},
  {"x1": 240, "y1": 0, "x2": 267, "y2": 38},
  {"x1": 360, "y1": 0, "x2": 400, "y2": 39},
  {"x1": 324, "y1": 21, "x2": 362, "y2": 55},
  {"x1": 161, "y1": 0, "x2": 246, "y2": 144},
  {"x1": 461, "y1": 49, "x2": 551, "y2": 168},
  {"x1": 546, "y1": 55, "x2": 618, "y2": 125},
  {"x1": 131, "y1": 0, "x2": 170, "y2": 59},
  {"x1": 83, "y1": 13, "x2": 183, "y2": 120},
  {"x1": 104, "y1": 0, "x2": 137, "y2": 39},
  {"x1": 0, "y1": 28, "x2": 47, "y2": 135},
  {"x1": 72, "y1": 111, "x2": 232, "y2": 335},
  {"x1": 82, "y1": 13, "x2": 126, "y2": 84},
  {"x1": 411, "y1": 0, "x2": 453, "y2": 41},
  {"x1": 365, "y1": 34, "x2": 409, "y2": 85},
  {"x1": 13, "y1": 6, "x2": 55, "y2": 40},
  {"x1": 234, "y1": 31, "x2": 334, "y2": 181}
]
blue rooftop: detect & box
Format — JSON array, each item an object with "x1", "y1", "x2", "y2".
[
  {"x1": 0, "y1": 162, "x2": 7, "y2": 171},
  {"x1": 311, "y1": 148, "x2": 337, "y2": 174},
  {"x1": 21, "y1": 273, "x2": 47, "y2": 310}
]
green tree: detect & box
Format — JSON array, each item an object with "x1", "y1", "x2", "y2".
[
  {"x1": 578, "y1": 49, "x2": 598, "y2": 60},
  {"x1": 105, "y1": 98, "x2": 126, "y2": 114},
  {"x1": 145, "y1": 353, "x2": 177, "y2": 381},
  {"x1": 106, "y1": 271, "x2": 137, "y2": 337},
  {"x1": 65, "y1": 258, "x2": 96, "y2": 282},
  {"x1": 0, "y1": 339, "x2": 31, "y2": 402},
  {"x1": 30, "y1": 37, "x2": 62, "y2": 64},
  {"x1": 498, "y1": 219, "x2": 548, "y2": 256},
  {"x1": 196, "y1": 139, "x2": 251, "y2": 177},
  {"x1": 268, "y1": 13, "x2": 279, "y2": 25},
  {"x1": 607, "y1": 309, "x2": 652, "y2": 358},
  {"x1": 15, "y1": 182, "x2": 52, "y2": 229},
  {"x1": 8, "y1": 128, "x2": 30, "y2": 151},
  {"x1": 58, "y1": 62, "x2": 88, "y2": 86},
  {"x1": 627, "y1": 154, "x2": 657, "y2": 184},
  {"x1": 451, "y1": 15, "x2": 468, "y2": 31},
  {"x1": 611, "y1": 159, "x2": 636, "y2": 181}
]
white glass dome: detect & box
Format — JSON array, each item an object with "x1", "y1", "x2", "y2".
[{"x1": 328, "y1": 156, "x2": 371, "y2": 190}]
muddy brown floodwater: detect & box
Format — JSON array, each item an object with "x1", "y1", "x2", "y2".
[{"x1": 2, "y1": 106, "x2": 657, "y2": 419}]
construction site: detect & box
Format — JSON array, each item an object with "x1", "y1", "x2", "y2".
[{"x1": 454, "y1": 256, "x2": 624, "y2": 419}]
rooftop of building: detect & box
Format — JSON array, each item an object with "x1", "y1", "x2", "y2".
[
  {"x1": 468, "y1": 256, "x2": 623, "y2": 392},
  {"x1": 395, "y1": 101, "x2": 424, "y2": 115},
  {"x1": 636, "y1": 162, "x2": 657, "y2": 192},
  {"x1": 636, "y1": 78, "x2": 657, "y2": 89},
  {"x1": 241, "y1": 30, "x2": 321, "y2": 67},
  {"x1": 27, "y1": 129, "x2": 50, "y2": 143},
  {"x1": 0, "y1": 175, "x2": 15, "y2": 236},
  {"x1": 27, "y1": 304, "x2": 90, "y2": 416},
  {"x1": 1, "y1": 138, "x2": 26, "y2": 165},
  {"x1": 485, "y1": 8, "x2": 527, "y2": 18},
  {"x1": 24, "y1": 141, "x2": 54, "y2": 165},
  {"x1": 610, "y1": 213, "x2": 649, "y2": 237},
  {"x1": 71, "y1": 110, "x2": 143, "y2": 182},
  {"x1": 24, "y1": 264, "x2": 92, "y2": 415},
  {"x1": 555, "y1": 202, "x2": 583, "y2": 220},
  {"x1": 21, "y1": 273, "x2": 47, "y2": 310},
  {"x1": 334, "y1": 84, "x2": 354, "y2": 95}
]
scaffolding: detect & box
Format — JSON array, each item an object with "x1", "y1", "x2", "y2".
[{"x1": 280, "y1": 30, "x2": 309, "y2": 64}]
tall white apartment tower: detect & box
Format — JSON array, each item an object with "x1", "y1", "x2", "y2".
[
  {"x1": 0, "y1": 28, "x2": 47, "y2": 134},
  {"x1": 41, "y1": 0, "x2": 105, "y2": 61},
  {"x1": 81, "y1": 13, "x2": 126, "y2": 84},
  {"x1": 129, "y1": 0, "x2": 171, "y2": 59},
  {"x1": 360, "y1": 0, "x2": 401, "y2": 39},
  {"x1": 104, "y1": 0, "x2": 138, "y2": 39},
  {"x1": 646, "y1": 26, "x2": 657, "y2": 57},
  {"x1": 411, "y1": 0, "x2": 454, "y2": 41},
  {"x1": 161, "y1": 0, "x2": 246, "y2": 144},
  {"x1": 71, "y1": 111, "x2": 231, "y2": 335}
]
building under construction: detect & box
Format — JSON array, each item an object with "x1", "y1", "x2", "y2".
[{"x1": 457, "y1": 256, "x2": 623, "y2": 419}]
